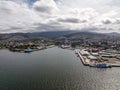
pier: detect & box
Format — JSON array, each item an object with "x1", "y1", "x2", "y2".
[
  {"x1": 109, "y1": 64, "x2": 120, "y2": 67},
  {"x1": 75, "y1": 49, "x2": 89, "y2": 66}
]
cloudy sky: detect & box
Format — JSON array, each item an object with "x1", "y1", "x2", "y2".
[{"x1": 0, "y1": 0, "x2": 120, "y2": 33}]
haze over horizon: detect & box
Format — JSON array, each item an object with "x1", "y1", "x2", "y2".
[{"x1": 0, "y1": 0, "x2": 120, "y2": 33}]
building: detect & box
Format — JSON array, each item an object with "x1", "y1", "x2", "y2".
[
  {"x1": 87, "y1": 55, "x2": 98, "y2": 60},
  {"x1": 80, "y1": 50, "x2": 90, "y2": 56}
]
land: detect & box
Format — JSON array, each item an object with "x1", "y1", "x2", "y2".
[
  {"x1": 0, "y1": 33, "x2": 56, "y2": 52},
  {"x1": 56, "y1": 31, "x2": 120, "y2": 68},
  {"x1": 0, "y1": 31, "x2": 76, "y2": 52},
  {"x1": 0, "y1": 31, "x2": 120, "y2": 67}
]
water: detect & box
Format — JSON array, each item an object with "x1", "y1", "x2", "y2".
[{"x1": 0, "y1": 47, "x2": 120, "y2": 90}]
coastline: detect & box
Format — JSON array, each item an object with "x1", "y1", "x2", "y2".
[{"x1": 0, "y1": 45, "x2": 56, "y2": 53}]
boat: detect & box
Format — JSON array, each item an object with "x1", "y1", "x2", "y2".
[
  {"x1": 89, "y1": 64, "x2": 96, "y2": 67},
  {"x1": 89, "y1": 63, "x2": 111, "y2": 68},
  {"x1": 61, "y1": 45, "x2": 71, "y2": 49},
  {"x1": 24, "y1": 48, "x2": 33, "y2": 53},
  {"x1": 96, "y1": 63, "x2": 111, "y2": 68}
]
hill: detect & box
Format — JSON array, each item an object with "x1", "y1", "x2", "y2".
[
  {"x1": 0, "y1": 31, "x2": 77, "y2": 41},
  {"x1": 56, "y1": 31, "x2": 120, "y2": 41},
  {"x1": 0, "y1": 31, "x2": 120, "y2": 41}
]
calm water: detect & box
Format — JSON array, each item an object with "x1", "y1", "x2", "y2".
[{"x1": 0, "y1": 47, "x2": 120, "y2": 90}]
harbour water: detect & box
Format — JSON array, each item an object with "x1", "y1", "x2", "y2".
[{"x1": 0, "y1": 47, "x2": 120, "y2": 90}]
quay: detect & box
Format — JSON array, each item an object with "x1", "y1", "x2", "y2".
[
  {"x1": 110, "y1": 64, "x2": 120, "y2": 67},
  {"x1": 75, "y1": 49, "x2": 89, "y2": 66}
]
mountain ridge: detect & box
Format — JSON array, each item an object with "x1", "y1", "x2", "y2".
[{"x1": 0, "y1": 31, "x2": 120, "y2": 41}]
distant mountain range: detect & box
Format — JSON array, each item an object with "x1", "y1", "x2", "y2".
[
  {"x1": 56, "y1": 31, "x2": 120, "y2": 41},
  {"x1": 0, "y1": 31, "x2": 120, "y2": 41},
  {"x1": 0, "y1": 31, "x2": 78, "y2": 41}
]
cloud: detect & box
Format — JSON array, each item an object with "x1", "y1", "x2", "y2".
[
  {"x1": 102, "y1": 19, "x2": 112, "y2": 24},
  {"x1": 115, "y1": 19, "x2": 120, "y2": 24},
  {"x1": 0, "y1": 0, "x2": 120, "y2": 33},
  {"x1": 110, "y1": 0, "x2": 120, "y2": 6},
  {"x1": 33, "y1": 0, "x2": 58, "y2": 14},
  {"x1": 0, "y1": 0, "x2": 41, "y2": 33},
  {"x1": 57, "y1": 18, "x2": 87, "y2": 23}
]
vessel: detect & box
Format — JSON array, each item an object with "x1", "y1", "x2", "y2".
[
  {"x1": 61, "y1": 45, "x2": 71, "y2": 49},
  {"x1": 89, "y1": 63, "x2": 111, "y2": 68},
  {"x1": 24, "y1": 48, "x2": 33, "y2": 53}
]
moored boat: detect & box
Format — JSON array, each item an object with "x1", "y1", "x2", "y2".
[
  {"x1": 24, "y1": 48, "x2": 33, "y2": 53},
  {"x1": 61, "y1": 45, "x2": 71, "y2": 49},
  {"x1": 89, "y1": 63, "x2": 111, "y2": 68}
]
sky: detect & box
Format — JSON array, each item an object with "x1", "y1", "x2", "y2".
[{"x1": 0, "y1": 0, "x2": 120, "y2": 33}]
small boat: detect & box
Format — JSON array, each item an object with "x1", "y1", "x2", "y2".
[
  {"x1": 96, "y1": 63, "x2": 111, "y2": 68},
  {"x1": 24, "y1": 48, "x2": 33, "y2": 53},
  {"x1": 61, "y1": 45, "x2": 71, "y2": 49},
  {"x1": 89, "y1": 63, "x2": 111, "y2": 68},
  {"x1": 89, "y1": 64, "x2": 96, "y2": 67}
]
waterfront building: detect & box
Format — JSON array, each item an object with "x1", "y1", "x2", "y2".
[
  {"x1": 87, "y1": 55, "x2": 98, "y2": 60},
  {"x1": 80, "y1": 50, "x2": 90, "y2": 56}
]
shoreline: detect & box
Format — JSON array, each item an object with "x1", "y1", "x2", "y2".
[{"x1": 0, "y1": 45, "x2": 56, "y2": 53}]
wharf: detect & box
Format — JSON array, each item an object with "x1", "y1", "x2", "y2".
[
  {"x1": 109, "y1": 64, "x2": 120, "y2": 67},
  {"x1": 75, "y1": 50, "x2": 89, "y2": 66}
]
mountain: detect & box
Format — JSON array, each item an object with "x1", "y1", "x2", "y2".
[
  {"x1": 107, "y1": 32, "x2": 120, "y2": 37},
  {"x1": 0, "y1": 31, "x2": 78, "y2": 41},
  {"x1": 56, "y1": 31, "x2": 120, "y2": 41},
  {"x1": 0, "y1": 33, "x2": 29, "y2": 41},
  {"x1": 0, "y1": 31, "x2": 120, "y2": 41},
  {"x1": 26, "y1": 31, "x2": 78, "y2": 38}
]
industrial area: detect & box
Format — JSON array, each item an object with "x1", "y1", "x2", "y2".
[{"x1": 75, "y1": 48, "x2": 120, "y2": 68}]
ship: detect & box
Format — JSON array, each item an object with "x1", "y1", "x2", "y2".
[
  {"x1": 61, "y1": 45, "x2": 71, "y2": 49},
  {"x1": 24, "y1": 47, "x2": 33, "y2": 53},
  {"x1": 89, "y1": 63, "x2": 111, "y2": 68}
]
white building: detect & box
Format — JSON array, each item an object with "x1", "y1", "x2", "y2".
[
  {"x1": 87, "y1": 55, "x2": 98, "y2": 60},
  {"x1": 80, "y1": 50, "x2": 90, "y2": 56}
]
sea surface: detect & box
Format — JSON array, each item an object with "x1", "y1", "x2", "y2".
[{"x1": 0, "y1": 47, "x2": 120, "y2": 90}]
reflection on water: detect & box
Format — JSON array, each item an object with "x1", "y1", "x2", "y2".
[{"x1": 0, "y1": 47, "x2": 120, "y2": 90}]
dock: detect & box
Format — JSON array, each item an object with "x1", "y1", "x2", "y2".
[
  {"x1": 75, "y1": 49, "x2": 89, "y2": 66},
  {"x1": 109, "y1": 64, "x2": 120, "y2": 67}
]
